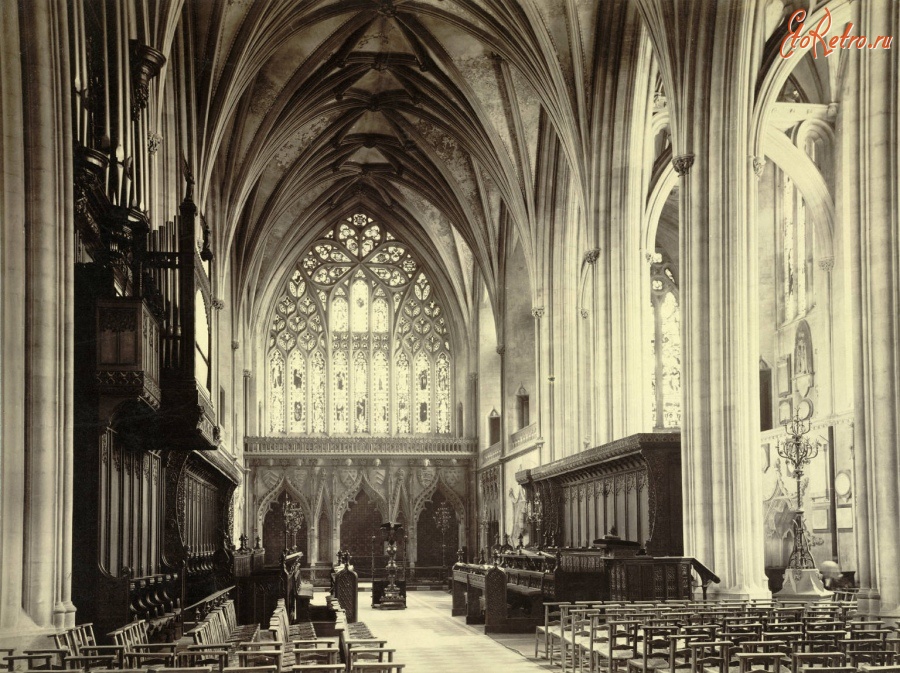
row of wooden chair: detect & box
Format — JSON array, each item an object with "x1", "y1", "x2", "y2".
[
  {"x1": 534, "y1": 596, "x2": 900, "y2": 673},
  {"x1": 330, "y1": 621, "x2": 404, "y2": 673}
]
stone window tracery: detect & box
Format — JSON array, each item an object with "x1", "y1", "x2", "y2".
[
  {"x1": 781, "y1": 171, "x2": 813, "y2": 322},
  {"x1": 266, "y1": 213, "x2": 452, "y2": 435},
  {"x1": 649, "y1": 252, "x2": 682, "y2": 429}
]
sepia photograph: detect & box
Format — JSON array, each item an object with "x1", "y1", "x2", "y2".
[{"x1": 1, "y1": 0, "x2": 898, "y2": 670}]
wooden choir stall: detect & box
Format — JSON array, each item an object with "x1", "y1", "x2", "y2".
[
  {"x1": 453, "y1": 433, "x2": 719, "y2": 633},
  {"x1": 72, "y1": 171, "x2": 244, "y2": 641}
]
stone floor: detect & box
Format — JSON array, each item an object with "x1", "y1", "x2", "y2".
[{"x1": 356, "y1": 589, "x2": 556, "y2": 672}]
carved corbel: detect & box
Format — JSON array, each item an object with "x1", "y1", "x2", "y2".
[
  {"x1": 672, "y1": 154, "x2": 695, "y2": 177},
  {"x1": 752, "y1": 156, "x2": 767, "y2": 178},
  {"x1": 129, "y1": 41, "x2": 166, "y2": 117}
]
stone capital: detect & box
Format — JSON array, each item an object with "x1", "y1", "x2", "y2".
[
  {"x1": 496, "y1": 345, "x2": 505, "y2": 356},
  {"x1": 231, "y1": 340, "x2": 240, "y2": 350},
  {"x1": 672, "y1": 154, "x2": 695, "y2": 177},
  {"x1": 819, "y1": 257, "x2": 835, "y2": 272},
  {"x1": 583, "y1": 248, "x2": 600, "y2": 265},
  {"x1": 148, "y1": 132, "x2": 162, "y2": 155},
  {"x1": 211, "y1": 298, "x2": 225, "y2": 311},
  {"x1": 531, "y1": 307, "x2": 545, "y2": 319},
  {"x1": 752, "y1": 156, "x2": 767, "y2": 178}
]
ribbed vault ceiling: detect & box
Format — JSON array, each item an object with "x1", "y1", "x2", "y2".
[{"x1": 186, "y1": 0, "x2": 603, "y2": 331}]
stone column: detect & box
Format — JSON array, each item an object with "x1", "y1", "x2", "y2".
[
  {"x1": 496, "y1": 345, "x2": 507, "y2": 536},
  {"x1": 20, "y1": 0, "x2": 77, "y2": 628},
  {"x1": 636, "y1": 0, "x2": 768, "y2": 597},
  {"x1": 0, "y1": 0, "x2": 29, "y2": 639},
  {"x1": 530, "y1": 308, "x2": 547, "y2": 463},
  {"x1": 845, "y1": 0, "x2": 900, "y2": 619}
]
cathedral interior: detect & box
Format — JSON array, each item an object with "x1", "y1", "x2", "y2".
[{"x1": 2, "y1": 0, "x2": 900, "y2": 668}]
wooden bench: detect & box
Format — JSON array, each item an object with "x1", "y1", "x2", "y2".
[{"x1": 453, "y1": 564, "x2": 544, "y2": 633}]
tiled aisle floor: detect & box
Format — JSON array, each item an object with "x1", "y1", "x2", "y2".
[{"x1": 357, "y1": 590, "x2": 555, "y2": 672}]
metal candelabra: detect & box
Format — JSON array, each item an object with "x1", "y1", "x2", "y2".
[
  {"x1": 433, "y1": 502, "x2": 453, "y2": 580},
  {"x1": 282, "y1": 496, "x2": 304, "y2": 552},
  {"x1": 379, "y1": 522, "x2": 405, "y2": 609},
  {"x1": 526, "y1": 497, "x2": 544, "y2": 549},
  {"x1": 777, "y1": 413, "x2": 821, "y2": 570}
]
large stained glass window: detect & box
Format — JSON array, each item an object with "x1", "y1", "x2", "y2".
[
  {"x1": 648, "y1": 252, "x2": 681, "y2": 429},
  {"x1": 266, "y1": 213, "x2": 453, "y2": 435}
]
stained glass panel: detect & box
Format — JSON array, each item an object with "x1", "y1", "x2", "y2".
[
  {"x1": 396, "y1": 351, "x2": 410, "y2": 433},
  {"x1": 372, "y1": 351, "x2": 389, "y2": 433},
  {"x1": 649, "y1": 255, "x2": 681, "y2": 430},
  {"x1": 332, "y1": 292, "x2": 348, "y2": 332},
  {"x1": 373, "y1": 298, "x2": 389, "y2": 333},
  {"x1": 351, "y1": 279, "x2": 369, "y2": 332},
  {"x1": 414, "y1": 352, "x2": 431, "y2": 433},
  {"x1": 353, "y1": 351, "x2": 368, "y2": 433},
  {"x1": 310, "y1": 351, "x2": 326, "y2": 433},
  {"x1": 288, "y1": 350, "x2": 306, "y2": 433},
  {"x1": 269, "y1": 350, "x2": 285, "y2": 433},
  {"x1": 436, "y1": 353, "x2": 450, "y2": 433},
  {"x1": 333, "y1": 350, "x2": 349, "y2": 433},
  {"x1": 659, "y1": 292, "x2": 681, "y2": 428}
]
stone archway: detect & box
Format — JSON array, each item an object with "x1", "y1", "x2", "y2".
[
  {"x1": 339, "y1": 489, "x2": 387, "y2": 572},
  {"x1": 415, "y1": 489, "x2": 460, "y2": 569},
  {"x1": 262, "y1": 491, "x2": 309, "y2": 566}
]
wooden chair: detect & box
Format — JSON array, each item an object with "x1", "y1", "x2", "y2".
[
  {"x1": 794, "y1": 639, "x2": 844, "y2": 654},
  {"x1": 790, "y1": 650, "x2": 846, "y2": 673},
  {"x1": 222, "y1": 667, "x2": 279, "y2": 673},
  {"x1": 347, "y1": 648, "x2": 396, "y2": 667},
  {"x1": 61, "y1": 656, "x2": 119, "y2": 671},
  {"x1": 235, "y1": 644, "x2": 283, "y2": 673},
  {"x1": 2, "y1": 653, "x2": 61, "y2": 671},
  {"x1": 734, "y1": 651, "x2": 783, "y2": 673},
  {"x1": 348, "y1": 664, "x2": 405, "y2": 673},
  {"x1": 597, "y1": 619, "x2": 641, "y2": 673},
  {"x1": 291, "y1": 666, "x2": 345, "y2": 673},
  {"x1": 51, "y1": 624, "x2": 125, "y2": 669},
  {"x1": 178, "y1": 648, "x2": 229, "y2": 672},
  {"x1": 849, "y1": 650, "x2": 897, "y2": 667},
  {"x1": 568, "y1": 608, "x2": 602, "y2": 673},
  {"x1": 667, "y1": 633, "x2": 713, "y2": 673},
  {"x1": 557, "y1": 603, "x2": 588, "y2": 672},
  {"x1": 125, "y1": 650, "x2": 177, "y2": 668},
  {"x1": 535, "y1": 601, "x2": 568, "y2": 661},
  {"x1": 151, "y1": 668, "x2": 214, "y2": 673},
  {"x1": 626, "y1": 625, "x2": 679, "y2": 673},
  {"x1": 342, "y1": 640, "x2": 387, "y2": 664},
  {"x1": 687, "y1": 640, "x2": 733, "y2": 673},
  {"x1": 291, "y1": 644, "x2": 339, "y2": 666}
]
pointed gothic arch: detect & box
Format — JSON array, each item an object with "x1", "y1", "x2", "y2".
[{"x1": 255, "y1": 476, "x2": 313, "y2": 539}]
